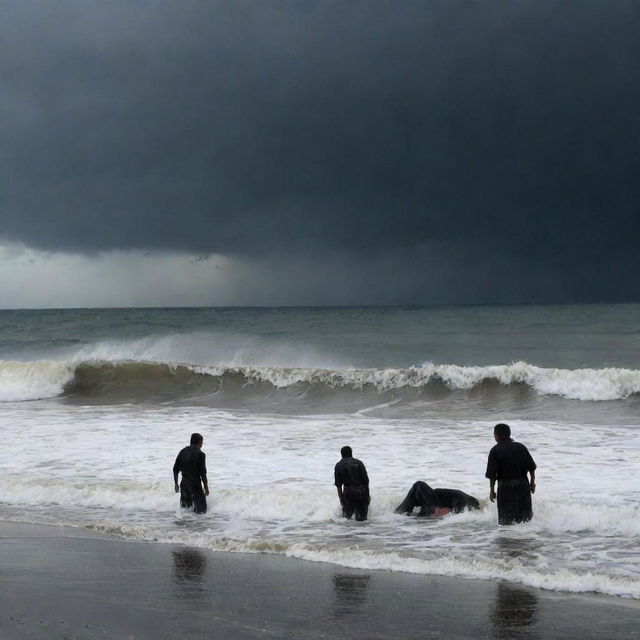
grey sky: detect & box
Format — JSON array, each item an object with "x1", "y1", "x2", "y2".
[{"x1": 1, "y1": 1, "x2": 639, "y2": 306}]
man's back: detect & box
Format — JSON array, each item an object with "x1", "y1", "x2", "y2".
[
  {"x1": 334, "y1": 453, "x2": 370, "y2": 522},
  {"x1": 433, "y1": 488, "x2": 480, "y2": 512},
  {"x1": 173, "y1": 445, "x2": 206, "y2": 483},
  {"x1": 486, "y1": 439, "x2": 536, "y2": 481},
  {"x1": 334, "y1": 457, "x2": 369, "y2": 488}
]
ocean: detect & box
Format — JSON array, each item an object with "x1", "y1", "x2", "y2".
[{"x1": 0, "y1": 304, "x2": 638, "y2": 598}]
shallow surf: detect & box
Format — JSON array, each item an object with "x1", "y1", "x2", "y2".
[{"x1": 0, "y1": 305, "x2": 638, "y2": 598}]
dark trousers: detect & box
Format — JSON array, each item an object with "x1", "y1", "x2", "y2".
[
  {"x1": 180, "y1": 480, "x2": 207, "y2": 514},
  {"x1": 497, "y1": 478, "x2": 532, "y2": 525},
  {"x1": 342, "y1": 485, "x2": 369, "y2": 521}
]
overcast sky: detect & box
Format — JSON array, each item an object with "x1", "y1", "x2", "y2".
[{"x1": 1, "y1": 1, "x2": 639, "y2": 307}]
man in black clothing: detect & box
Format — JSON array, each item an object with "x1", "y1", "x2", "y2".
[
  {"x1": 173, "y1": 433, "x2": 209, "y2": 514},
  {"x1": 485, "y1": 423, "x2": 536, "y2": 525},
  {"x1": 394, "y1": 481, "x2": 480, "y2": 516},
  {"x1": 334, "y1": 446, "x2": 370, "y2": 521}
]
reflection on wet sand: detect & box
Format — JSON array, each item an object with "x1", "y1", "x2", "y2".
[
  {"x1": 172, "y1": 548, "x2": 208, "y2": 586},
  {"x1": 490, "y1": 582, "x2": 539, "y2": 639},
  {"x1": 332, "y1": 573, "x2": 371, "y2": 617}
]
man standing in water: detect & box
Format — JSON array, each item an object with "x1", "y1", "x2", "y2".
[
  {"x1": 334, "y1": 446, "x2": 370, "y2": 521},
  {"x1": 173, "y1": 433, "x2": 209, "y2": 514},
  {"x1": 486, "y1": 423, "x2": 536, "y2": 525}
]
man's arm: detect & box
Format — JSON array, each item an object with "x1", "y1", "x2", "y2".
[
  {"x1": 485, "y1": 450, "x2": 497, "y2": 502},
  {"x1": 200, "y1": 453, "x2": 210, "y2": 496},
  {"x1": 360, "y1": 462, "x2": 370, "y2": 501},
  {"x1": 334, "y1": 464, "x2": 344, "y2": 506},
  {"x1": 524, "y1": 446, "x2": 536, "y2": 494},
  {"x1": 173, "y1": 456, "x2": 181, "y2": 493},
  {"x1": 360, "y1": 461, "x2": 369, "y2": 487}
]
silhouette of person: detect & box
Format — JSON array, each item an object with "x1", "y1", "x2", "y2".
[
  {"x1": 334, "y1": 446, "x2": 370, "y2": 521},
  {"x1": 173, "y1": 432, "x2": 209, "y2": 514},
  {"x1": 486, "y1": 423, "x2": 536, "y2": 525}
]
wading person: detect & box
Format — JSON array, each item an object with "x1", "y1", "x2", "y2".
[
  {"x1": 395, "y1": 480, "x2": 480, "y2": 516},
  {"x1": 485, "y1": 423, "x2": 536, "y2": 525},
  {"x1": 334, "y1": 446, "x2": 370, "y2": 521},
  {"x1": 173, "y1": 432, "x2": 209, "y2": 514}
]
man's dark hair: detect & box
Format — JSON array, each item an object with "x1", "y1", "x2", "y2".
[
  {"x1": 190, "y1": 433, "x2": 203, "y2": 446},
  {"x1": 494, "y1": 423, "x2": 511, "y2": 440},
  {"x1": 341, "y1": 445, "x2": 352, "y2": 458}
]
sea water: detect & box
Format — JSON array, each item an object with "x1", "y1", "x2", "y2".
[{"x1": 0, "y1": 305, "x2": 638, "y2": 598}]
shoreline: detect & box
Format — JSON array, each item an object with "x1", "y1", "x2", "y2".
[{"x1": 1, "y1": 520, "x2": 638, "y2": 640}]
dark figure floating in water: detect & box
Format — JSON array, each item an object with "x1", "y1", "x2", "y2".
[
  {"x1": 334, "y1": 446, "x2": 370, "y2": 521},
  {"x1": 173, "y1": 432, "x2": 209, "y2": 514},
  {"x1": 394, "y1": 481, "x2": 480, "y2": 516},
  {"x1": 485, "y1": 423, "x2": 536, "y2": 525}
]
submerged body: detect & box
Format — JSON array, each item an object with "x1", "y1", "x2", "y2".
[{"x1": 395, "y1": 481, "x2": 480, "y2": 516}]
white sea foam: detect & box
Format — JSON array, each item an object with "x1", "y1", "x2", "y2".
[
  {"x1": 2, "y1": 478, "x2": 638, "y2": 539},
  {"x1": 2, "y1": 357, "x2": 640, "y2": 403},
  {"x1": 0, "y1": 402, "x2": 638, "y2": 599},
  {"x1": 214, "y1": 361, "x2": 640, "y2": 400},
  {"x1": 0, "y1": 360, "x2": 75, "y2": 401},
  {"x1": 0, "y1": 478, "x2": 174, "y2": 511},
  {"x1": 8, "y1": 511, "x2": 640, "y2": 599},
  {"x1": 282, "y1": 545, "x2": 640, "y2": 599}
]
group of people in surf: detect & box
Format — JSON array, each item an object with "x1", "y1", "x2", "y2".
[
  {"x1": 333, "y1": 445, "x2": 482, "y2": 522},
  {"x1": 173, "y1": 423, "x2": 537, "y2": 526}
]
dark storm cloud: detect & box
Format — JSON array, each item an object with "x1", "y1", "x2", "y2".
[{"x1": 1, "y1": 1, "x2": 639, "y2": 303}]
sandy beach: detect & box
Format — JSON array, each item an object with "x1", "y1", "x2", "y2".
[{"x1": 1, "y1": 521, "x2": 638, "y2": 640}]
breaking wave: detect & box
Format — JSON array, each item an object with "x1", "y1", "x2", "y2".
[
  {"x1": 0, "y1": 360, "x2": 76, "y2": 402},
  {"x1": 1, "y1": 359, "x2": 640, "y2": 403}
]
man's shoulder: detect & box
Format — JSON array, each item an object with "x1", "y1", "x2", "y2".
[
  {"x1": 335, "y1": 457, "x2": 364, "y2": 469},
  {"x1": 494, "y1": 438, "x2": 522, "y2": 450},
  {"x1": 178, "y1": 445, "x2": 203, "y2": 457}
]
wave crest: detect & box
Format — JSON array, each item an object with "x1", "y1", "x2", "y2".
[{"x1": 1, "y1": 359, "x2": 639, "y2": 403}]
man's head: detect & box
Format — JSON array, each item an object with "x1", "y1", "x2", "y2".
[
  {"x1": 190, "y1": 432, "x2": 204, "y2": 448},
  {"x1": 494, "y1": 423, "x2": 511, "y2": 443},
  {"x1": 340, "y1": 445, "x2": 353, "y2": 458}
]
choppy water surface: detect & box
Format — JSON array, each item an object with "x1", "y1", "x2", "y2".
[{"x1": 0, "y1": 305, "x2": 638, "y2": 598}]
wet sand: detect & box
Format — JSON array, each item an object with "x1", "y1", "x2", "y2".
[{"x1": 1, "y1": 521, "x2": 638, "y2": 640}]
